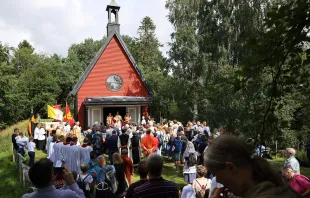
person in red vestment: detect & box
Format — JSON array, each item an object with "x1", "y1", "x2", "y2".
[
  {"x1": 142, "y1": 107, "x2": 149, "y2": 123},
  {"x1": 121, "y1": 149, "x2": 134, "y2": 185}
]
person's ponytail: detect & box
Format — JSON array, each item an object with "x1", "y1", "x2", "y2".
[{"x1": 251, "y1": 156, "x2": 283, "y2": 186}]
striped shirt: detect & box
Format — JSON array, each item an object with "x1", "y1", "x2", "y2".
[{"x1": 133, "y1": 177, "x2": 178, "y2": 198}]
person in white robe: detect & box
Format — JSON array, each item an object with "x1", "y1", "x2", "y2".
[
  {"x1": 80, "y1": 138, "x2": 93, "y2": 163},
  {"x1": 60, "y1": 137, "x2": 72, "y2": 167},
  {"x1": 52, "y1": 135, "x2": 65, "y2": 166},
  {"x1": 47, "y1": 136, "x2": 57, "y2": 162},
  {"x1": 46, "y1": 130, "x2": 55, "y2": 155},
  {"x1": 66, "y1": 137, "x2": 84, "y2": 173}
]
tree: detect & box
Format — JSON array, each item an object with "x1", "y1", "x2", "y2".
[{"x1": 240, "y1": 0, "x2": 310, "y2": 141}]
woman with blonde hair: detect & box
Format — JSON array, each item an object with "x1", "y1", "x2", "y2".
[
  {"x1": 204, "y1": 135, "x2": 302, "y2": 197},
  {"x1": 112, "y1": 153, "x2": 127, "y2": 198},
  {"x1": 282, "y1": 166, "x2": 310, "y2": 197}
]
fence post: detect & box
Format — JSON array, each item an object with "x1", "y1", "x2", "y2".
[{"x1": 275, "y1": 140, "x2": 278, "y2": 159}]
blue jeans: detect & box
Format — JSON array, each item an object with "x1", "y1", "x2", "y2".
[{"x1": 28, "y1": 151, "x2": 35, "y2": 166}]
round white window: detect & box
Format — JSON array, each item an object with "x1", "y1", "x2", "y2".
[{"x1": 106, "y1": 74, "x2": 123, "y2": 91}]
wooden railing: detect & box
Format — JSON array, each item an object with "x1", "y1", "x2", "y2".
[{"x1": 16, "y1": 153, "x2": 35, "y2": 193}]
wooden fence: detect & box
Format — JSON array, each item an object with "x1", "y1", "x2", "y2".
[{"x1": 16, "y1": 153, "x2": 35, "y2": 193}]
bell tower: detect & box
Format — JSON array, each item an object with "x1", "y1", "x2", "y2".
[{"x1": 106, "y1": 0, "x2": 120, "y2": 37}]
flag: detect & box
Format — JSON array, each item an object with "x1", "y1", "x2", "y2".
[
  {"x1": 27, "y1": 115, "x2": 35, "y2": 136},
  {"x1": 47, "y1": 105, "x2": 63, "y2": 121},
  {"x1": 53, "y1": 105, "x2": 62, "y2": 122},
  {"x1": 63, "y1": 102, "x2": 75, "y2": 126}
]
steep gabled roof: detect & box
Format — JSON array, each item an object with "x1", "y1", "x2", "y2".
[{"x1": 70, "y1": 30, "x2": 153, "y2": 96}]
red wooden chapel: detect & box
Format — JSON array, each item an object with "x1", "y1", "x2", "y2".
[{"x1": 70, "y1": 0, "x2": 152, "y2": 129}]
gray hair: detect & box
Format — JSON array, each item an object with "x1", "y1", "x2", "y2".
[
  {"x1": 286, "y1": 148, "x2": 296, "y2": 156},
  {"x1": 97, "y1": 155, "x2": 106, "y2": 162},
  {"x1": 147, "y1": 153, "x2": 163, "y2": 177}
]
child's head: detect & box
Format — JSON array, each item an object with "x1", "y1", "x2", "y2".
[
  {"x1": 29, "y1": 136, "x2": 34, "y2": 142},
  {"x1": 121, "y1": 149, "x2": 128, "y2": 156},
  {"x1": 80, "y1": 163, "x2": 89, "y2": 174}
]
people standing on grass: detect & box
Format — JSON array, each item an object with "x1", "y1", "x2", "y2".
[
  {"x1": 27, "y1": 136, "x2": 36, "y2": 166},
  {"x1": 37, "y1": 123, "x2": 46, "y2": 150},
  {"x1": 12, "y1": 128, "x2": 19, "y2": 162},
  {"x1": 112, "y1": 152, "x2": 127, "y2": 198},
  {"x1": 121, "y1": 149, "x2": 134, "y2": 185},
  {"x1": 16, "y1": 132, "x2": 28, "y2": 157},
  {"x1": 141, "y1": 129, "x2": 157, "y2": 158},
  {"x1": 172, "y1": 135, "x2": 182, "y2": 172}
]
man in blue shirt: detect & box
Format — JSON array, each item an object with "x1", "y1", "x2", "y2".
[{"x1": 91, "y1": 155, "x2": 115, "y2": 184}]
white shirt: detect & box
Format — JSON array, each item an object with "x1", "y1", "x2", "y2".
[
  {"x1": 16, "y1": 136, "x2": 29, "y2": 148},
  {"x1": 38, "y1": 128, "x2": 46, "y2": 140},
  {"x1": 27, "y1": 142, "x2": 36, "y2": 152},
  {"x1": 34, "y1": 127, "x2": 40, "y2": 139},
  {"x1": 64, "y1": 125, "x2": 71, "y2": 133},
  {"x1": 203, "y1": 126, "x2": 211, "y2": 136},
  {"x1": 209, "y1": 177, "x2": 224, "y2": 197}
]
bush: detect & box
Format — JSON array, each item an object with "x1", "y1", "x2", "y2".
[{"x1": 296, "y1": 150, "x2": 309, "y2": 163}]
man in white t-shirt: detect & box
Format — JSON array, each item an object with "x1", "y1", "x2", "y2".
[{"x1": 209, "y1": 177, "x2": 224, "y2": 198}]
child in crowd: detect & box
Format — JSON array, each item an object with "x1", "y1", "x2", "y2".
[
  {"x1": 192, "y1": 165, "x2": 211, "y2": 198},
  {"x1": 121, "y1": 149, "x2": 134, "y2": 185},
  {"x1": 27, "y1": 136, "x2": 36, "y2": 166},
  {"x1": 77, "y1": 163, "x2": 93, "y2": 198}
]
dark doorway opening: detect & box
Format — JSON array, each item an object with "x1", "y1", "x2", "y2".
[{"x1": 103, "y1": 107, "x2": 126, "y2": 125}]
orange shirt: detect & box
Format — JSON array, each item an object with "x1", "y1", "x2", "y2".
[{"x1": 141, "y1": 134, "x2": 156, "y2": 155}]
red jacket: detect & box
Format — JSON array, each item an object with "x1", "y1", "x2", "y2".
[{"x1": 122, "y1": 156, "x2": 134, "y2": 176}]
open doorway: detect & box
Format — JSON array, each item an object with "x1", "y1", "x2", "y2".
[{"x1": 103, "y1": 107, "x2": 126, "y2": 125}]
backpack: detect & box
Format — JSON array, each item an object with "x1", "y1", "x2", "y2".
[
  {"x1": 173, "y1": 139, "x2": 182, "y2": 152},
  {"x1": 77, "y1": 174, "x2": 90, "y2": 192},
  {"x1": 195, "y1": 180, "x2": 207, "y2": 198},
  {"x1": 94, "y1": 134, "x2": 103, "y2": 149},
  {"x1": 188, "y1": 153, "x2": 197, "y2": 167},
  {"x1": 104, "y1": 169, "x2": 118, "y2": 194}
]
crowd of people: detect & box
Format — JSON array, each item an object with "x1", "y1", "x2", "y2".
[{"x1": 12, "y1": 118, "x2": 310, "y2": 198}]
